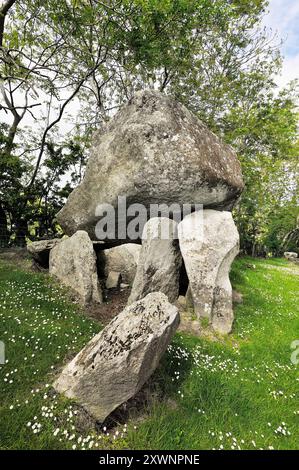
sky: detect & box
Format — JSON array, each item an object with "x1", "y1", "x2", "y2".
[{"x1": 262, "y1": 0, "x2": 299, "y2": 88}]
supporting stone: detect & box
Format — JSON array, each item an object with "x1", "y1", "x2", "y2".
[
  {"x1": 49, "y1": 231, "x2": 102, "y2": 305},
  {"x1": 178, "y1": 210, "x2": 239, "y2": 334},
  {"x1": 128, "y1": 217, "x2": 182, "y2": 305}
]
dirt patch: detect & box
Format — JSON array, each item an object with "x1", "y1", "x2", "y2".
[{"x1": 85, "y1": 288, "x2": 131, "y2": 325}]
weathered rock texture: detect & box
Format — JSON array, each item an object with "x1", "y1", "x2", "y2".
[
  {"x1": 27, "y1": 239, "x2": 62, "y2": 267},
  {"x1": 284, "y1": 251, "x2": 298, "y2": 260},
  {"x1": 128, "y1": 218, "x2": 182, "y2": 305},
  {"x1": 105, "y1": 271, "x2": 121, "y2": 290},
  {"x1": 97, "y1": 243, "x2": 141, "y2": 284},
  {"x1": 178, "y1": 210, "x2": 239, "y2": 334},
  {"x1": 53, "y1": 292, "x2": 179, "y2": 422},
  {"x1": 57, "y1": 90, "x2": 244, "y2": 243},
  {"x1": 49, "y1": 231, "x2": 102, "y2": 305}
]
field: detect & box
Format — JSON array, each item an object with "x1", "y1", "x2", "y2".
[{"x1": 0, "y1": 253, "x2": 298, "y2": 450}]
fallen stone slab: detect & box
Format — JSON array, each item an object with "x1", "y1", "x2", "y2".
[
  {"x1": 53, "y1": 292, "x2": 179, "y2": 422},
  {"x1": 49, "y1": 230, "x2": 102, "y2": 305}
]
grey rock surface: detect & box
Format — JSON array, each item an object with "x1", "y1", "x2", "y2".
[
  {"x1": 53, "y1": 292, "x2": 179, "y2": 422},
  {"x1": 178, "y1": 210, "x2": 239, "y2": 334},
  {"x1": 49, "y1": 231, "x2": 102, "y2": 305},
  {"x1": 27, "y1": 239, "x2": 61, "y2": 266},
  {"x1": 98, "y1": 243, "x2": 141, "y2": 284},
  {"x1": 57, "y1": 90, "x2": 244, "y2": 243},
  {"x1": 105, "y1": 271, "x2": 122, "y2": 290},
  {"x1": 128, "y1": 217, "x2": 182, "y2": 304},
  {"x1": 284, "y1": 251, "x2": 298, "y2": 260}
]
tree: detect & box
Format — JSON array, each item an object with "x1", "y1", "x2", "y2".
[
  {"x1": 1, "y1": 0, "x2": 228, "y2": 242},
  {"x1": 225, "y1": 86, "x2": 299, "y2": 255},
  {"x1": 0, "y1": 0, "x2": 298, "y2": 253}
]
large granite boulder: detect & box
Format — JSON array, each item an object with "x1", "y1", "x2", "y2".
[
  {"x1": 27, "y1": 239, "x2": 62, "y2": 267},
  {"x1": 53, "y1": 292, "x2": 179, "y2": 422},
  {"x1": 49, "y1": 231, "x2": 102, "y2": 305},
  {"x1": 128, "y1": 217, "x2": 181, "y2": 304},
  {"x1": 178, "y1": 210, "x2": 239, "y2": 334},
  {"x1": 57, "y1": 90, "x2": 244, "y2": 244}
]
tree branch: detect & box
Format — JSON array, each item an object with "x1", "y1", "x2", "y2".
[
  {"x1": 27, "y1": 49, "x2": 109, "y2": 189},
  {"x1": 0, "y1": 0, "x2": 16, "y2": 48}
]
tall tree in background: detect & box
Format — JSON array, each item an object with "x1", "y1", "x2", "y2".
[
  {"x1": 0, "y1": 0, "x2": 298, "y2": 253},
  {"x1": 1, "y1": 0, "x2": 225, "y2": 241}
]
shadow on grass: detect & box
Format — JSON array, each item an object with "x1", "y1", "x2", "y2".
[
  {"x1": 230, "y1": 256, "x2": 257, "y2": 288},
  {"x1": 102, "y1": 335, "x2": 194, "y2": 430}
]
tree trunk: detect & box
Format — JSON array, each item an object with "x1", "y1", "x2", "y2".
[
  {"x1": 0, "y1": 203, "x2": 9, "y2": 247},
  {"x1": 14, "y1": 218, "x2": 28, "y2": 247}
]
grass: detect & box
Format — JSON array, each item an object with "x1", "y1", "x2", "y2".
[{"x1": 0, "y1": 255, "x2": 298, "y2": 450}]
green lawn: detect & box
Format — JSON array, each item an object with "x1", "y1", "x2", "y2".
[{"x1": 0, "y1": 255, "x2": 298, "y2": 450}]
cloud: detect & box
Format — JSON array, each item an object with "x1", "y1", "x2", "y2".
[
  {"x1": 275, "y1": 54, "x2": 299, "y2": 89},
  {"x1": 262, "y1": 0, "x2": 299, "y2": 87}
]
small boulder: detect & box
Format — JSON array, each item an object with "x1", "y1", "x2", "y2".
[
  {"x1": 49, "y1": 231, "x2": 102, "y2": 305},
  {"x1": 97, "y1": 243, "x2": 141, "y2": 284},
  {"x1": 53, "y1": 292, "x2": 179, "y2": 422},
  {"x1": 105, "y1": 271, "x2": 122, "y2": 290},
  {"x1": 284, "y1": 251, "x2": 298, "y2": 260},
  {"x1": 27, "y1": 239, "x2": 61, "y2": 267},
  {"x1": 128, "y1": 217, "x2": 182, "y2": 305}
]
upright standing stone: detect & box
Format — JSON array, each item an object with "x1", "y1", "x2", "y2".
[
  {"x1": 128, "y1": 218, "x2": 182, "y2": 305},
  {"x1": 53, "y1": 292, "x2": 179, "y2": 422},
  {"x1": 49, "y1": 231, "x2": 102, "y2": 305},
  {"x1": 178, "y1": 210, "x2": 239, "y2": 334}
]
